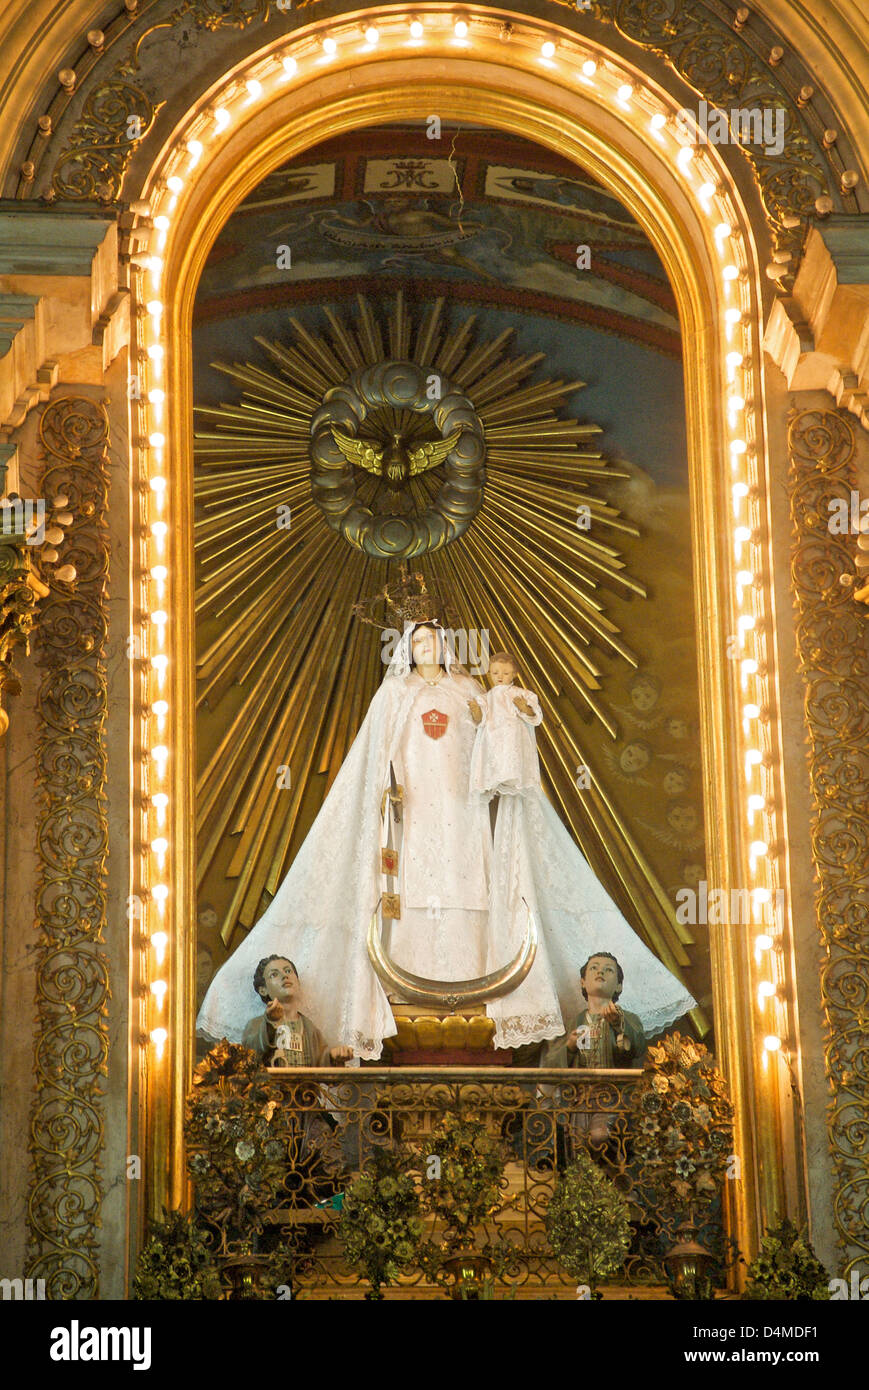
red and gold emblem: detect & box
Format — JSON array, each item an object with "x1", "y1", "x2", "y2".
[{"x1": 422, "y1": 709, "x2": 449, "y2": 740}]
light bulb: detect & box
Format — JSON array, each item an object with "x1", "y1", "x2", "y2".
[
  {"x1": 454, "y1": 20, "x2": 468, "y2": 39},
  {"x1": 322, "y1": 36, "x2": 337, "y2": 53},
  {"x1": 737, "y1": 569, "x2": 753, "y2": 588},
  {"x1": 747, "y1": 793, "x2": 765, "y2": 821},
  {"x1": 150, "y1": 564, "x2": 167, "y2": 582},
  {"x1": 757, "y1": 980, "x2": 776, "y2": 998},
  {"x1": 151, "y1": 980, "x2": 168, "y2": 1009},
  {"x1": 734, "y1": 526, "x2": 752, "y2": 543},
  {"x1": 755, "y1": 933, "x2": 773, "y2": 951},
  {"x1": 617, "y1": 83, "x2": 633, "y2": 102},
  {"x1": 150, "y1": 520, "x2": 168, "y2": 539},
  {"x1": 151, "y1": 653, "x2": 168, "y2": 673},
  {"x1": 410, "y1": 20, "x2": 424, "y2": 38},
  {"x1": 187, "y1": 139, "x2": 203, "y2": 159},
  {"x1": 151, "y1": 792, "x2": 169, "y2": 810},
  {"x1": 582, "y1": 59, "x2": 597, "y2": 76},
  {"x1": 150, "y1": 477, "x2": 167, "y2": 495},
  {"x1": 731, "y1": 440, "x2": 747, "y2": 456},
  {"x1": 214, "y1": 108, "x2": 230, "y2": 130},
  {"x1": 763, "y1": 1034, "x2": 782, "y2": 1052},
  {"x1": 148, "y1": 389, "x2": 165, "y2": 405},
  {"x1": 725, "y1": 308, "x2": 742, "y2": 324},
  {"x1": 150, "y1": 610, "x2": 168, "y2": 627},
  {"x1": 146, "y1": 300, "x2": 162, "y2": 318},
  {"x1": 151, "y1": 836, "x2": 168, "y2": 854},
  {"x1": 750, "y1": 839, "x2": 768, "y2": 857},
  {"x1": 723, "y1": 263, "x2": 739, "y2": 280},
  {"x1": 151, "y1": 700, "x2": 169, "y2": 717},
  {"x1": 148, "y1": 432, "x2": 165, "y2": 448},
  {"x1": 650, "y1": 112, "x2": 666, "y2": 131},
  {"x1": 677, "y1": 146, "x2": 694, "y2": 168},
  {"x1": 365, "y1": 26, "x2": 379, "y2": 44},
  {"x1": 715, "y1": 221, "x2": 732, "y2": 239},
  {"x1": 166, "y1": 175, "x2": 183, "y2": 194},
  {"x1": 150, "y1": 1027, "x2": 168, "y2": 1058},
  {"x1": 744, "y1": 704, "x2": 761, "y2": 721},
  {"x1": 151, "y1": 884, "x2": 169, "y2": 903},
  {"x1": 150, "y1": 929, "x2": 168, "y2": 962},
  {"x1": 726, "y1": 351, "x2": 743, "y2": 368},
  {"x1": 729, "y1": 394, "x2": 745, "y2": 411},
  {"x1": 245, "y1": 79, "x2": 262, "y2": 98},
  {"x1": 282, "y1": 56, "x2": 297, "y2": 75},
  {"x1": 698, "y1": 181, "x2": 716, "y2": 198},
  {"x1": 153, "y1": 215, "x2": 170, "y2": 231},
  {"x1": 147, "y1": 344, "x2": 164, "y2": 361},
  {"x1": 541, "y1": 40, "x2": 555, "y2": 58},
  {"x1": 732, "y1": 481, "x2": 749, "y2": 500}
]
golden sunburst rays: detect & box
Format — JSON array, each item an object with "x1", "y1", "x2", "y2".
[{"x1": 195, "y1": 292, "x2": 690, "y2": 965}]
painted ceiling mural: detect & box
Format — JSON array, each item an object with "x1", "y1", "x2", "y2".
[{"x1": 192, "y1": 124, "x2": 711, "y2": 1033}]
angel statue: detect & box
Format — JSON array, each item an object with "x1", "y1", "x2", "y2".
[{"x1": 198, "y1": 617, "x2": 696, "y2": 1059}]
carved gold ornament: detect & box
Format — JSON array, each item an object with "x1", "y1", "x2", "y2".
[
  {"x1": 310, "y1": 359, "x2": 485, "y2": 558},
  {"x1": 26, "y1": 397, "x2": 111, "y2": 1298},
  {"x1": 787, "y1": 406, "x2": 869, "y2": 1277}
]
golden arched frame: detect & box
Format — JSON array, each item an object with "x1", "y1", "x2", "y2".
[{"x1": 131, "y1": 13, "x2": 805, "y2": 1274}]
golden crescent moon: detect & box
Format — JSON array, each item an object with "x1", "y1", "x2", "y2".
[{"x1": 367, "y1": 898, "x2": 538, "y2": 1010}]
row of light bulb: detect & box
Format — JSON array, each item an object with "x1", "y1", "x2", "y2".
[{"x1": 131, "y1": 11, "x2": 787, "y2": 1064}]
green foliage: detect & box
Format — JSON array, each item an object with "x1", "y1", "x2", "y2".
[
  {"x1": 185, "y1": 1041, "x2": 290, "y2": 1228},
  {"x1": 422, "y1": 1109, "x2": 505, "y2": 1249},
  {"x1": 133, "y1": 1209, "x2": 222, "y2": 1300},
  {"x1": 545, "y1": 1149, "x2": 632, "y2": 1291},
  {"x1": 339, "y1": 1145, "x2": 424, "y2": 1298},
  {"x1": 630, "y1": 1032, "x2": 734, "y2": 1223},
  {"x1": 742, "y1": 1219, "x2": 831, "y2": 1301}
]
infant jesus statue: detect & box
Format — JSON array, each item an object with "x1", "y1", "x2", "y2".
[{"x1": 468, "y1": 649, "x2": 543, "y2": 798}]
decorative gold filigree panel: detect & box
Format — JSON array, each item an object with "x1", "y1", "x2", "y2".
[
  {"x1": 607, "y1": 0, "x2": 832, "y2": 234},
  {"x1": 25, "y1": 397, "x2": 111, "y2": 1299},
  {"x1": 788, "y1": 407, "x2": 869, "y2": 1274}
]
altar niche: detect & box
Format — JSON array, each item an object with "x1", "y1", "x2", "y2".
[
  {"x1": 135, "y1": 32, "x2": 800, "y2": 1271},
  {"x1": 192, "y1": 125, "x2": 708, "y2": 1080}
]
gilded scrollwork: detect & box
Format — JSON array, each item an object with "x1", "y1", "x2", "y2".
[
  {"x1": 608, "y1": 0, "x2": 831, "y2": 231},
  {"x1": 25, "y1": 397, "x2": 111, "y2": 1299},
  {"x1": 46, "y1": 0, "x2": 269, "y2": 201},
  {"x1": 51, "y1": 80, "x2": 157, "y2": 204},
  {"x1": 787, "y1": 407, "x2": 869, "y2": 1274}
]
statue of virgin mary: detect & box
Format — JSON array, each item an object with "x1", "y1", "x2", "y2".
[{"x1": 197, "y1": 620, "x2": 696, "y2": 1059}]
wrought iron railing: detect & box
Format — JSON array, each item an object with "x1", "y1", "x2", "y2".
[{"x1": 186, "y1": 1066, "x2": 727, "y2": 1297}]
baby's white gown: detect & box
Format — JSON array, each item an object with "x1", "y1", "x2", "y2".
[{"x1": 469, "y1": 684, "x2": 543, "y2": 797}]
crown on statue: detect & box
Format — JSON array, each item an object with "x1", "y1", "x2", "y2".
[{"x1": 352, "y1": 564, "x2": 444, "y2": 631}]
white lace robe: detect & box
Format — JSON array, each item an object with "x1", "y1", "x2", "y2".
[{"x1": 197, "y1": 663, "x2": 696, "y2": 1058}]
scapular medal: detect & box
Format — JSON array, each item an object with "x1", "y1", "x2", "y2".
[{"x1": 421, "y1": 709, "x2": 449, "y2": 740}]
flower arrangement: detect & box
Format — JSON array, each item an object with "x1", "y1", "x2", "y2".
[
  {"x1": 133, "y1": 1210, "x2": 222, "y2": 1300},
  {"x1": 741, "y1": 1219, "x2": 831, "y2": 1300},
  {"x1": 338, "y1": 1145, "x2": 424, "y2": 1299},
  {"x1": 630, "y1": 1032, "x2": 734, "y2": 1228},
  {"x1": 185, "y1": 1041, "x2": 291, "y2": 1237},
  {"x1": 545, "y1": 1150, "x2": 632, "y2": 1297},
  {"x1": 422, "y1": 1109, "x2": 506, "y2": 1253}
]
